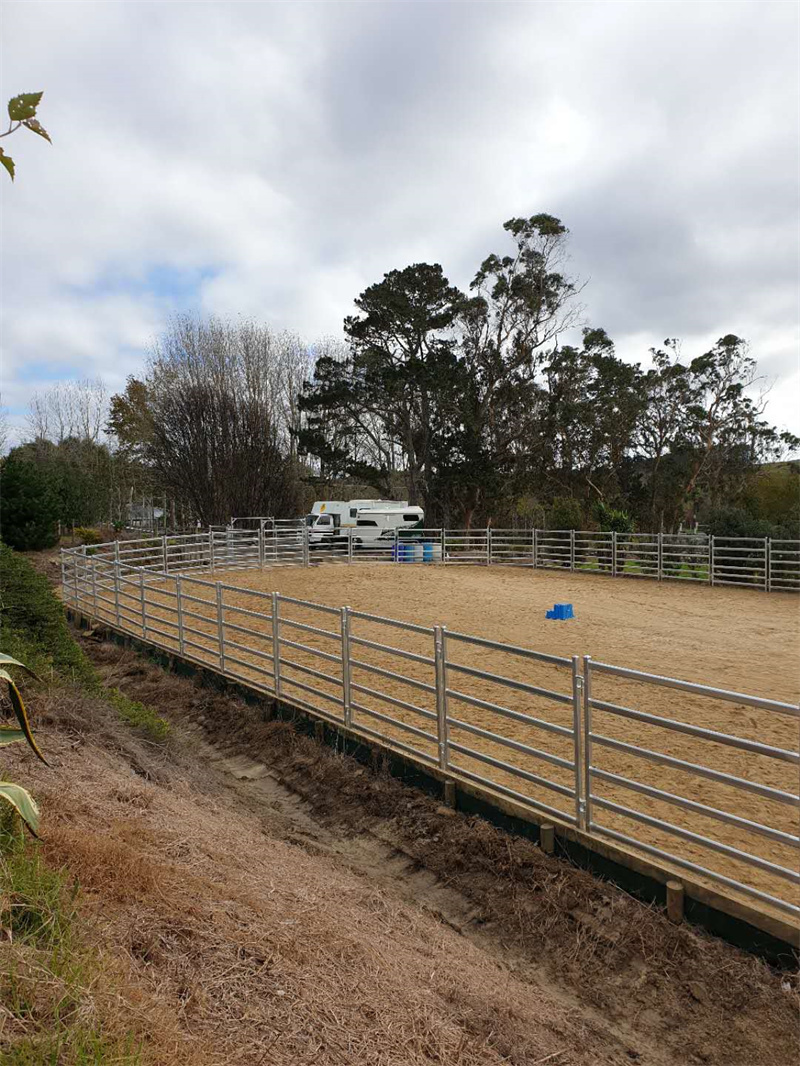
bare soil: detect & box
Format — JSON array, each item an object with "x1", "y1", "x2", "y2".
[
  {"x1": 6, "y1": 633, "x2": 799, "y2": 1066},
  {"x1": 101, "y1": 562, "x2": 800, "y2": 911}
]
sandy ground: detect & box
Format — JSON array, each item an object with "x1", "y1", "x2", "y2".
[{"x1": 84, "y1": 561, "x2": 800, "y2": 912}]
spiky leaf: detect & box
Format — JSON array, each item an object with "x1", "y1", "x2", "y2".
[
  {"x1": 0, "y1": 729, "x2": 28, "y2": 748},
  {"x1": 23, "y1": 118, "x2": 51, "y2": 143},
  {"x1": 0, "y1": 782, "x2": 40, "y2": 836},
  {"x1": 8, "y1": 92, "x2": 43, "y2": 122},
  {"x1": 0, "y1": 653, "x2": 41, "y2": 680},
  {"x1": 0, "y1": 148, "x2": 14, "y2": 181},
  {"x1": 0, "y1": 670, "x2": 47, "y2": 765}
]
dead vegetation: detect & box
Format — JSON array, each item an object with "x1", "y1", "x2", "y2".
[{"x1": 2, "y1": 631, "x2": 798, "y2": 1065}]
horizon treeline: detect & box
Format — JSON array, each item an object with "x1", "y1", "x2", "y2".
[{"x1": 2, "y1": 214, "x2": 799, "y2": 547}]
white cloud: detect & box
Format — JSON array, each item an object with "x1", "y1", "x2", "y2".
[{"x1": 1, "y1": 0, "x2": 798, "y2": 444}]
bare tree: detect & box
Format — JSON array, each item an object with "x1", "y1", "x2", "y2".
[
  {"x1": 144, "y1": 315, "x2": 303, "y2": 525},
  {"x1": 26, "y1": 378, "x2": 107, "y2": 443}
]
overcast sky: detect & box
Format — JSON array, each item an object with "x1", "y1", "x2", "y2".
[{"x1": 2, "y1": 0, "x2": 799, "y2": 448}]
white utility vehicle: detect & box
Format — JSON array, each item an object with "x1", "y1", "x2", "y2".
[{"x1": 304, "y1": 500, "x2": 424, "y2": 545}]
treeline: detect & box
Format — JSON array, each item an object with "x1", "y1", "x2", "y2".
[
  {"x1": 298, "y1": 215, "x2": 799, "y2": 533},
  {"x1": 1, "y1": 213, "x2": 798, "y2": 550}
]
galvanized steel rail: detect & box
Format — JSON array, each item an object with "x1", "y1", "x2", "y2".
[{"x1": 61, "y1": 534, "x2": 800, "y2": 918}]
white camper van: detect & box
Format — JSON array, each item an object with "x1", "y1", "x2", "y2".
[{"x1": 305, "y1": 500, "x2": 424, "y2": 544}]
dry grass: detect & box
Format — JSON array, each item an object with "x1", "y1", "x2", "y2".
[{"x1": 3, "y1": 630, "x2": 798, "y2": 1065}]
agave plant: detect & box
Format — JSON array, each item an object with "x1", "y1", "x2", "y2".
[{"x1": 0, "y1": 652, "x2": 48, "y2": 836}]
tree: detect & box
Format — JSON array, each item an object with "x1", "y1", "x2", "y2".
[
  {"x1": 131, "y1": 315, "x2": 302, "y2": 525},
  {"x1": 27, "y1": 379, "x2": 108, "y2": 445},
  {"x1": 300, "y1": 264, "x2": 466, "y2": 513},
  {"x1": 0, "y1": 92, "x2": 50, "y2": 182},
  {"x1": 0, "y1": 453, "x2": 60, "y2": 550}
]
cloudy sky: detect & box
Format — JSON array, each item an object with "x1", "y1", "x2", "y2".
[{"x1": 1, "y1": 0, "x2": 798, "y2": 447}]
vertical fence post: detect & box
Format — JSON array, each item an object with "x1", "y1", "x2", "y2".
[
  {"x1": 709, "y1": 535, "x2": 715, "y2": 587},
  {"x1": 91, "y1": 561, "x2": 98, "y2": 619},
  {"x1": 434, "y1": 625, "x2": 449, "y2": 771},
  {"x1": 571, "y1": 656, "x2": 585, "y2": 829},
  {"x1": 533, "y1": 528, "x2": 538, "y2": 569},
  {"x1": 271, "y1": 592, "x2": 281, "y2": 698},
  {"x1": 347, "y1": 529, "x2": 354, "y2": 565},
  {"x1": 570, "y1": 529, "x2": 575, "y2": 571},
  {"x1": 657, "y1": 532, "x2": 663, "y2": 581},
  {"x1": 611, "y1": 531, "x2": 617, "y2": 577},
  {"x1": 764, "y1": 537, "x2": 770, "y2": 592},
  {"x1": 162, "y1": 535, "x2": 168, "y2": 573},
  {"x1": 216, "y1": 582, "x2": 226, "y2": 673},
  {"x1": 114, "y1": 563, "x2": 121, "y2": 626},
  {"x1": 440, "y1": 528, "x2": 446, "y2": 564},
  {"x1": 139, "y1": 570, "x2": 148, "y2": 640},
  {"x1": 73, "y1": 552, "x2": 80, "y2": 607},
  {"x1": 176, "y1": 575, "x2": 185, "y2": 656},
  {"x1": 302, "y1": 530, "x2": 310, "y2": 568},
  {"x1": 341, "y1": 606, "x2": 352, "y2": 728},
  {"x1": 60, "y1": 550, "x2": 67, "y2": 603},
  {"x1": 582, "y1": 655, "x2": 593, "y2": 832},
  {"x1": 258, "y1": 520, "x2": 265, "y2": 570},
  {"x1": 486, "y1": 528, "x2": 492, "y2": 566},
  {"x1": 209, "y1": 530, "x2": 215, "y2": 574}
]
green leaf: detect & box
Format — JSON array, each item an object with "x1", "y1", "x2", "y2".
[
  {"x1": 8, "y1": 92, "x2": 43, "y2": 122},
  {"x1": 0, "y1": 728, "x2": 27, "y2": 747},
  {"x1": 0, "y1": 782, "x2": 40, "y2": 836},
  {"x1": 0, "y1": 675, "x2": 47, "y2": 765},
  {"x1": 0, "y1": 148, "x2": 14, "y2": 182},
  {"x1": 23, "y1": 118, "x2": 51, "y2": 143},
  {"x1": 0, "y1": 653, "x2": 41, "y2": 680}
]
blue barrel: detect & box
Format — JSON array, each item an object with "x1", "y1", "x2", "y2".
[{"x1": 423, "y1": 542, "x2": 433, "y2": 562}]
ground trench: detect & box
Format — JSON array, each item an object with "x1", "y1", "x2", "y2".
[{"x1": 69, "y1": 631, "x2": 800, "y2": 1066}]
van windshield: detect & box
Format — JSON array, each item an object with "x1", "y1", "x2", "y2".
[{"x1": 304, "y1": 515, "x2": 316, "y2": 527}]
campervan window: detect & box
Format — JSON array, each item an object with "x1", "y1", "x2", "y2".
[
  {"x1": 316, "y1": 514, "x2": 332, "y2": 527},
  {"x1": 403, "y1": 513, "x2": 419, "y2": 521},
  {"x1": 356, "y1": 519, "x2": 378, "y2": 527},
  {"x1": 350, "y1": 508, "x2": 358, "y2": 518}
]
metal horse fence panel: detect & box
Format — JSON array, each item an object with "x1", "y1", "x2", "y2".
[
  {"x1": 60, "y1": 543, "x2": 800, "y2": 917},
  {"x1": 582, "y1": 657, "x2": 800, "y2": 917}
]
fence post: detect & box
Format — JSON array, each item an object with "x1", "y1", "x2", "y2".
[
  {"x1": 709, "y1": 535, "x2": 715, "y2": 587},
  {"x1": 176, "y1": 575, "x2": 185, "y2": 655},
  {"x1": 434, "y1": 625, "x2": 449, "y2": 771},
  {"x1": 611, "y1": 531, "x2": 617, "y2": 577},
  {"x1": 209, "y1": 530, "x2": 215, "y2": 574},
  {"x1": 258, "y1": 520, "x2": 265, "y2": 570},
  {"x1": 532, "y1": 528, "x2": 537, "y2": 569},
  {"x1": 216, "y1": 582, "x2": 226, "y2": 673},
  {"x1": 114, "y1": 540, "x2": 120, "y2": 566},
  {"x1": 440, "y1": 528, "x2": 446, "y2": 564},
  {"x1": 570, "y1": 529, "x2": 575, "y2": 571},
  {"x1": 140, "y1": 570, "x2": 148, "y2": 640},
  {"x1": 486, "y1": 528, "x2": 492, "y2": 566},
  {"x1": 114, "y1": 563, "x2": 121, "y2": 626},
  {"x1": 271, "y1": 592, "x2": 281, "y2": 698},
  {"x1": 73, "y1": 552, "x2": 80, "y2": 607},
  {"x1": 162, "y1": 535, "x2": 168, "y2": 573},
  {"x1": 341, "y1": 606, "x2": 352, "y2": 727},
  {"x1": 347, "y1": 529, "x2": 354, "y2": 565},
  {"x1": 765, "y1": 537, "x2": 770, "y2": 592},
  {"x1": 571, "y1": 656, "x2": 585, "y2": 830},
  {"x1": 91, "y1": 561, "x2": 98, "y2": 619},
  {"x1": 582, "y1": 656, "x2": 593, "y2": 831},
  {"x1": 657, "y1": 532, "x2": 663, "y2": 581},
  {"x1": 302, "y1": 530, "x2": 310, "y2": 568}
]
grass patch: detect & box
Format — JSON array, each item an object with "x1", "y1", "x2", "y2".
[
  {"x1": 0, "y1": 832, "x2": 144, "y2": 1065},
  {"x1": 106, "y1": 689, "x2": 170, "y2": 743},
  {"x1": 0, "y1": 545, "x2": 169, "y2": 742}
]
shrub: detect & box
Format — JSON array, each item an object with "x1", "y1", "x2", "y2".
[
  {"x1": 593, "y1": 500, "x2": 634, "y2": 533},
  {"x1": 548, "y1": 496, "x2": 583, "y2": 530},
  {"x1": 0, "y1": 544, "x2": 96, "y2": 686},
  {"x1": 0, "y1": 454, "x2": 59, "y2": 551},
  {"x1": 73, "y1": 526, "x2": 103, "y2": 545}
]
